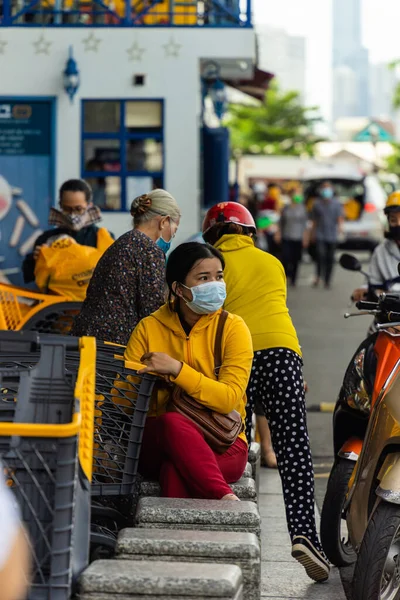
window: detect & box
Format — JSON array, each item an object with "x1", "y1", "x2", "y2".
[{"x1": 81, "y1": 99, "x2": 164, "y2": 211}]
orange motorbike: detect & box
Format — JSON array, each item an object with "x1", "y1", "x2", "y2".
[{"x1": 321, "y1": 255, "x2": 400, "y2": 568}]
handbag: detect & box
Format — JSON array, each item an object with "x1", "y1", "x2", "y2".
[{"x1": 167, "y1": 310, "x2": 244, "y2": 454}]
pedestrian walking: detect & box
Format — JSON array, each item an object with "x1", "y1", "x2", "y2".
[
  {"x1": 310, "y1": 181, "x2": 344, "y2": 289},
  {"x1": 279, "y1": 188, "x2": 309, "y2": 286},
  {"x1": 202, "y1": 201, "x2": 330, "y2": 583}
]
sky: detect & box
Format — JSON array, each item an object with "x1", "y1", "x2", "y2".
[{"x1": 252, "y1": 0, "x2": 400, "y2": 121}]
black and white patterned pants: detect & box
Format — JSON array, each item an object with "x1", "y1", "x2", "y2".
[{"x1": 246, "y1": 347, "x2": 322, "y2": 551}]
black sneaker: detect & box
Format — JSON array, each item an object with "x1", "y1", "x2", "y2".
[{"x1": 291, "y1": 536, "x2": 330, "y2": 582}]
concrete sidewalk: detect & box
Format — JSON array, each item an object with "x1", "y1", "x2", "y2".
[{"x1": 260, "y1": 468, "x2": 346, "y2": 599}]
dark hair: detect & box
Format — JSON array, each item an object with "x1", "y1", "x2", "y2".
[
  {"x1": 203, "y1": 222, "x2": 254, "y2": 246},
  {"x1": 166, "y1": 242, "x2": 225, "y2": 305},
  {"x1": 59, "y1": 179, "x2": 92, "y2": 204}
]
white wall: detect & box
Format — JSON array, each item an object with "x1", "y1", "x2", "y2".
[{"x1": 0, "y1": 27, "x2": 254, "y2": 242}]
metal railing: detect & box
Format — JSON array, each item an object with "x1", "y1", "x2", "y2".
[{"x1": 0, "y1": 0, "x2": 252, "y2": 26}]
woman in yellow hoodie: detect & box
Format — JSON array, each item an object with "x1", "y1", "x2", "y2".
[
  {"x1": 203, "y1": 202, "x2": 329, "y2": 582},
  {"x1": 124, "y1": 242, "x2": 253, "y2": 500}
]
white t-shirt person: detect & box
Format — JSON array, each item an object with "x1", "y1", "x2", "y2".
[{"x1": 0, "y1": 467, "x2": 30, "y2": 600}]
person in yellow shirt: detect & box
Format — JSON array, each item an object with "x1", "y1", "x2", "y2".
[
  {"x1": 124, "y1": 242, "x2": 253, "y2": 500},
  {"x1": 202, "y1": 201, "x2": 329, "y2": 583},
  {"x1": 34, "y1": 233, "x2": 113, "y2": 301}
]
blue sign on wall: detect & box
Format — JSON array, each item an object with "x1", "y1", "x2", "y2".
[{"x1": 0, "y1": 99, "x2": 54, "y2": 286}]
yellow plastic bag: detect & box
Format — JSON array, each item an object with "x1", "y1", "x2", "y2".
[
  {"x1": 343, "y1": 198, "x2": 361, "y2": 221},
  {"x1": 34, "y1": 236, "x2": 110, "y2": 301}
]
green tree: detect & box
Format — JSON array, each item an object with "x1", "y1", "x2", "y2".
[
  {"x1": 385, "y1": 62, "x2": 400, "y2": 176},
  {"x1": 225, "y1": 81, "x2": 324, "y2": 157},
  {"x1": 389, "y1": 60, "x2": 400, "y2": 109},
  {"x1": 386, "y1": 143, "x2": 400, "y2": 178}
]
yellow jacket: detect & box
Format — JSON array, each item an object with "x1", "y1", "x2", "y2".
[
  {"x1": 214, "y1": 234, "x2": 301, "y2": 356},
  {"x1": 124, "y1": 304, "x2": 253, "y2": 444}
]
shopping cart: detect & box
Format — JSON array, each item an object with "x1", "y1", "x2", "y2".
[
  {"x1": 63, "y1": 341, "x2": 156, "y2": 558},
  {"x1": 0, "y1": 331, "x2": 96, "y2": 600},
  {"x1": 0, "y1": 334, "x2": 156, "y2": 561},
  {"x1": 0, "y1": 282, "x2": 81, "y2": 334}
]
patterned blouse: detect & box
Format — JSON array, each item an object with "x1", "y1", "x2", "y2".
[{"x1": 71, "y1": 229, "x2": 165, "y2": 345}]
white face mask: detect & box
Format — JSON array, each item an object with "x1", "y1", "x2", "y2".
[{"x1": 182, "y1": 281, "x2": 226, "y2": 315}]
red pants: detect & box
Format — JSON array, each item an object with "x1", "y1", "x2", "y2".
[{"x1": 139, "y1": 413, "x2": 248, "y2": 500}]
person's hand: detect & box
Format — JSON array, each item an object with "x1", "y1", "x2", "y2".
[
  {"x1": 351, "y1": 288, "x2": 368, "y2": 302},
  {"x1": 274, "y1": 230, "x2": 281, "y2": 245},
  {"x1": 138, "y1": 352, "x2": 182, "y2": 378},
  {"x1": 33, "y1": 244, "x2": 47, "y2": 260}
]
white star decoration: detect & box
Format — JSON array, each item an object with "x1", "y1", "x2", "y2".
[
  {"x1": 33, "y1": 34, "x2": 52, "y2": 55},
  {"x1": 82, "y1": 32, "x2": 101, "y2": 52},
  {"x1": 127, "y1": 40, "x2": 145, "y2": 61},
  {"x1": 163, "y1": 37, "x2": 181, "y2": 58},
  {"x1": 0, "y1": 39, "x2": 7, "y2": 55}
]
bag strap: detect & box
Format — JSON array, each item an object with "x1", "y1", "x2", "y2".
[{"x1": 214, "y1": 310, "x2": 229, "y2": 375}]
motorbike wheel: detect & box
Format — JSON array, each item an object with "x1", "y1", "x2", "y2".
[
  {"x1": 352, "y1": 501, "x2": 400, "y2": 600},
  {"x1": 320, "y1": 458, "x2": 356, "y2": 566}
]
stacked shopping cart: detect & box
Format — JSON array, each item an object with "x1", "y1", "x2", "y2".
[{"x1": 0, "y1": 332, "x2": 155, "y2": 599}]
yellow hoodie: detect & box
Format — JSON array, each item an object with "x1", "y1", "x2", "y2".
[
  {"x1": 214, "y1": 234, "x2": 301, "y2": 356},
  {"x1": 124, "y1": 304, "x2": 253, "y2": 444}
]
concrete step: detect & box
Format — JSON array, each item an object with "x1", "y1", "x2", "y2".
[
  {"x1": 140, "y1": 476, "x2": 257, "y2": 502},
  {"x1": 135, "y1": 497, "x2": 262, "y2": 539},
  {"x1": 116, "y1": 528, "x2": 260, "y2": 600},
  {"x1": 80, "y1": 558, "x2": 243, "y2": 599}
]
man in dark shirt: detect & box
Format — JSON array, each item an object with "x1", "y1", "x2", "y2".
[
  {"x1": 22, "y1": 179, "x2": 113, "y2": 283},
  {"x1": 311, "y1": 181, "x2": 344, "y2": 289}
]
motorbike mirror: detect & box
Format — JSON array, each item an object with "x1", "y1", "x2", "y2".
[{"x1": 339, "y1": 253, "x2": 362, "y2": 272}]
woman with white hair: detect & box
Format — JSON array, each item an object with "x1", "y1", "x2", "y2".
[{"x1": 71, "y1": 189, "x2": 181, "y2": 345}]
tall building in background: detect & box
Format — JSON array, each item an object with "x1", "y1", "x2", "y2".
[
  {"x1": 332, "y1": 0, "x2": 369, "y2": 121},
  {"x1": 369, "y1": 63, "x2": 396, "y2": 119},
  {"x1": 257, "y1": 25, "x2": 306, "y2": 100}
]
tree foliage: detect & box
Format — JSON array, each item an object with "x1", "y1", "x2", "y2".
[
  {"x1": 225, "y1": 81, "x2": 324, "y2": 157},
  {"x1": 386, "y1": 143, "x2": 400, "y2": 177},
  {"x1": 389, "y1": 60, "x2": 400, "y2": 109}
]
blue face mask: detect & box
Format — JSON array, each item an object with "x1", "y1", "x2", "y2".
[
  {"x1": 182, "y1": 281, "x2": 227, "y2": 315},
  {"x1": 157, "y1": 237, "x2": 172, "y2": 255},
  {"x1": 321, "y1": 187, "x2": 334, "y2": 200}
]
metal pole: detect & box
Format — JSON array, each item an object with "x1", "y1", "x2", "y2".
[
  {"x1": 246, "y1": 0, "x2": 251, "y2": 26},
  {"x1": 3, "y1": 0, "x2": 11, "y2": 25},
  {"x1": 124, "y1": 0, "x2": 132, "y2": 25}
]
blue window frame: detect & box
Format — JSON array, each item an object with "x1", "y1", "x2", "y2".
[{"x1": 81, "y1": 98, "x2": 164, "y2": 211}]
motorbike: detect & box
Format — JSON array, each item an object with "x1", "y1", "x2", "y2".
[
  {"x1": 321, "y1": 253, "x2": 377, "y2": 566},
  {"x1": 321, "y1": 254, "x2": 400, "y2": 600}
]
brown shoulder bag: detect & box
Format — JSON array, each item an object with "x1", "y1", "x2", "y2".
[{"x1": 167, "y1": 310, "x2": 244, "y2": 454}]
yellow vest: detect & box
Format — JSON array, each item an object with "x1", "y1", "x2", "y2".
[{"x1": 214, "y1": 234, "x2": 301, "y2": 356}]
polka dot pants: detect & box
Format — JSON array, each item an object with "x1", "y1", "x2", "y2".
[{"x1": 246, "y1": 348, "x2": 323, "y2": 552}]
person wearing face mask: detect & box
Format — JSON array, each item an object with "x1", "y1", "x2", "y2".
[
  {"x1": 310, "y1": 181, "x2": 344, "y2": 289},
  {"x1": 202, "y1": 202, "x2": 330, "y2": 582},
  {"x1": 124, "y1": 242, "x2": 253, "y2": 500},
  {"x1": 22, "y1": 179, "x2": 114, "y2": 284},
  {"x1": 71, "y1": 189, "x2": 181, "y2": 345},
  {"x1": 352, "y1": 191, "x2": 400, "y2": 310},
  {"x1": 278, "y1": 187, "x2": 309, "y2": 287}
]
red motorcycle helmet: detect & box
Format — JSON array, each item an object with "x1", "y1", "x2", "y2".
[{"x1": 202, "y1": 202, "x2": 256, "y2": 235}]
